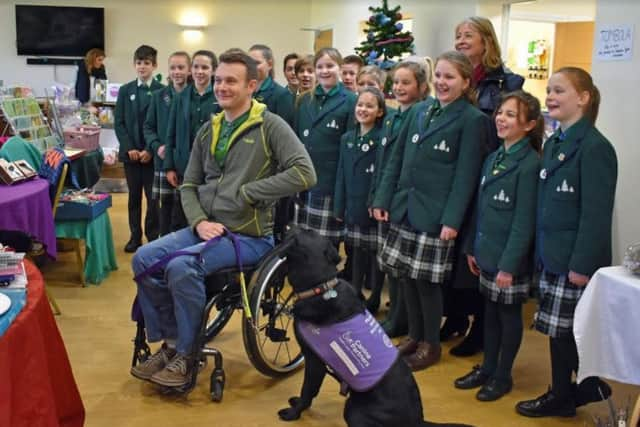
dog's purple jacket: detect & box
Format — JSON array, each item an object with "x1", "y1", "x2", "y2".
[{"x1": 297, "y1": 310, "x2": 398, "y2": 392}]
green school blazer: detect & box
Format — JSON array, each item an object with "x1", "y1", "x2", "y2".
[
  {"x1": 164, "y1": 84, "x2": 222, "y2": 176},
  {"x1": 368, "y1": 99, "x2": 432, "y2": 207},
  {"x1": 373, "y1": 97, "x2": 489, "y2": 234},
  {"x1": 115, "y1": 79, "x2": 164, "y2": 163},
  {"x1": 294, "y1": 83, "x2": 356, "y2": 195},
  {"x1": 254, "y1": 77, "x2": 295, "y2": 126},
  {"x1": 472, "y1": 140, "x2": 539, "y2": 275},
  {"x1": 333, "y1": 126, "x2": 381, "y2": 225},
  {"x1": 143, "y1": 86, "x2": 175, "y2": 170},
  {"x1": 536, "y1": 117, "x2": 617, "y2": 276}
]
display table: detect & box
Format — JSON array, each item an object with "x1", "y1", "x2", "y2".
[
  {"x1": 68, "y1": 148, "x2": 104, "y2": 189},
  {"x1": 0, "y1": 178, "x2": 56, "y2": 258},
  {"x1": 574, "y1": 266, "x2": 640, "y2": 385},
  {"x1": 55, "y1": 211, "x2": 117, "y2": 285},
  {"x1": 0, "y1": 260, "x2": 85, "y2": 427}
]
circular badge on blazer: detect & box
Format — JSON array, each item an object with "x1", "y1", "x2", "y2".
[
  {"x1": 130, "y1": 94, "x2": 136, "y2": 101},
  {"x1": 540, "y1": 168, "x2": 547, "y2": 180},
  {"x1": 303, "y1": 129, "x2": 309, "y2": 137},
  {"x1": 381, "y1": 137, "x2": 387, "y2": 146},
  {"x1": 411, "y1": 134, "x2": 419, "y2": 143},
  {"x1": 362, "y1": 144, "x2": 370, "y2": 152}
]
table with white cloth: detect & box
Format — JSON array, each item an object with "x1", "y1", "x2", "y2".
[{"x1": 574, "y1": 266, "x2": 640, "y2": 385}]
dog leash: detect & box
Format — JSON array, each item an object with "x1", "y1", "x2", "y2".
[{"x1": 133, "y1": 228, "x2": 253, "y2": 320}]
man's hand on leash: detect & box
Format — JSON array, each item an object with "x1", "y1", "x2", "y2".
[{"x1": 196, "y1": 221, "x2": 225, "y2": 240}]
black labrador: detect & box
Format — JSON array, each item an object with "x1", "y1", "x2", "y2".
[{"x1": 278, "y1": 228, "x2": 472, "y2": 427}]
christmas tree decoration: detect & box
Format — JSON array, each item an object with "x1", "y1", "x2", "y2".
[{"x1": 355, "y1": 0, "x2": 414, "y2": 73}]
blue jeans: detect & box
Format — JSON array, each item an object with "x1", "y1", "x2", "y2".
[{"x1": 132, "y1": 227, "x2": 274, "y2": 355}]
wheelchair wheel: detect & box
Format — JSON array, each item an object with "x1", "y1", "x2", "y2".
[
  {"x1": 242, "y1": 251, "x2": 304, "y2": 377},
  {"x1": 203, "y1": 290, "x2": 237, "y2": 342}
]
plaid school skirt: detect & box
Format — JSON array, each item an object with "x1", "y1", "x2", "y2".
[
  {"x1": 534, "y1": 271, "x2": 586, "y2": 338},
  {"x1": 377, "y1": 222, "x2": 454, "y2": 283},
  {"x1": 152, "y1": 170, "x2": 176, "y2": 201},
  {"x1": 345, "y1": 223, "x2": 378, "y2": 251},
  {"x1": 295, "y1": 192, "x2": 344, "y2": 245},
  {"x1": 479, "y1": 270, "x2": 531, "y2": 305}
]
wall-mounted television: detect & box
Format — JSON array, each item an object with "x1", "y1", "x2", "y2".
[{"x1": 16, "y1": 5, "x2": 104, "y2": 57}]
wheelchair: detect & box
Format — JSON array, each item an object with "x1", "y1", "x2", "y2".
[{"x1": 131, "y1": 241, "x2": 304, "y2": 402}]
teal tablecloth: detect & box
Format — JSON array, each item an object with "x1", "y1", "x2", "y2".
[
  {"x1": 0, "y1": 289, "x2": 27, "y2": 337},
  {"x1": 54, "y1": 211, "x2": 117, "y2": 285}
]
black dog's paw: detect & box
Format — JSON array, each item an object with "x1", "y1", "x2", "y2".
[{"x1": 278, "y1": 396, "x2": 308, "y2": 421}]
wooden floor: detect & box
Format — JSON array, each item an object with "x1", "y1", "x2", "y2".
[{"x1": 42, "y1": 193, "x2": 639, "y2": 427}]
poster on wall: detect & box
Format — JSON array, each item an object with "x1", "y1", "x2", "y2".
[{"x1": 595, "y1": 24, "x2": 634, "y2": 61}]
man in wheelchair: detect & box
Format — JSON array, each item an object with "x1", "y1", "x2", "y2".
[{"x1": 131, "y1": 49, "x2": 316, "y2": 388}]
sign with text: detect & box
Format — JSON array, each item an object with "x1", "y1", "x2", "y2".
[{"x1": 596, "y1": 25, "x2": 634, "y2": 61}]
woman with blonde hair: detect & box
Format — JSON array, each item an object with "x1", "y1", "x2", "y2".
[
  {"x1": 75, "y1": 48, "x2": 107, "y2": 104},
  {"x1": 441, "y1": 16, "x2": 526, "y2": 358}
]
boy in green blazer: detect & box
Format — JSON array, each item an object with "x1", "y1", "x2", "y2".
[{"x1": 115, "y1": 45, "x2": 164, "y2": 252}]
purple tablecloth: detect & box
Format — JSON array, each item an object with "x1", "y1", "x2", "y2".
[{"x1": 0, "y1": 178, "x2": 56, "y2": 258}]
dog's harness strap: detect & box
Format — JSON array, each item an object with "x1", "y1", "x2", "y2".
[
  {"x1": 133, "y1": 228, "x2": 253, "y2": 320},
  {"x1": 295, "y1": 278, "x2": 339, "y2": 301}
]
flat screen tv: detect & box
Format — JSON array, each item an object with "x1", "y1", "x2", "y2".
[{"x1": 16, "y1": 5, "x2": 104, "y2": 57}]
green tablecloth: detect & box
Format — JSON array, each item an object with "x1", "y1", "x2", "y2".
[
  {"x1": 68, "y1": 149, "x2": 104, "y2": 188},
  {"x1": 54, "y1": 211, "x2": 117, "y2": 285}
]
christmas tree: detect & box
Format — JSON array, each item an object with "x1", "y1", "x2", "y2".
[{"x1": 355, "y1": 0, "x2": 415, "y2": 71}]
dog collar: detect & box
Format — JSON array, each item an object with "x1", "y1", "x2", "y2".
[{"x1": 295, "y1": 278, "x2": 339, "y2": 301}]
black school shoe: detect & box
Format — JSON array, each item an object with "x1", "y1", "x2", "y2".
[
  {"x1": 516, "y1": 388, "x2": 576, "y2": 418},
  {"x1": 454, "y1": 365, "x2": 489, "y2": 389},
  {"x1": 476, "y1": 378, "x2": 513, "y2": 401},
  {"x1": 124, "y1": 239, "x2": 142, "y2": 253}
]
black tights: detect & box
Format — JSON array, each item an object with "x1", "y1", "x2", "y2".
[
  {"x1": 550, "y1": 335, "x2": 579, "y2": 399},
  {"x1": 404, "y1": 279, "x2": 442, "y2": 344},
  {"x1": 481, "y1": 299, "x2": 523, "y2": 381}
]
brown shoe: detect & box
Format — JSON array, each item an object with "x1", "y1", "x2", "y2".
[
  {"x1": 150, "y1": 354, "x2": 191, "y2": 387},
  {"x1": 130, "y1": 344, "x2": 176, "y2": 380},
  {"x1": 396, "y1": 337, "x2": 418, "y2": 356},
  {"x1": 404, "y1": 341, "x2": 441, "y2": 371}
]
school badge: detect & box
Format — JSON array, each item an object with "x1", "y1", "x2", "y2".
[
  {"x1": 411, "y1": 134, "x2": 419, "y2": 143},
  {"x1": 362, "y1": 144, "x2": 370, "y2": 152},
  {"x1": 303, "y1": 129, "x2": 309, "y2": 137},
  {"x1": 381, "y1": 137, "x2": 387, "y2": 146}
]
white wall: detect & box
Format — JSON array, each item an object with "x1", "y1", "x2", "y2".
[
  {"x1": 310, "y1": 0, "x2": 477, "y2": 60},
  {"x1": 591, "y1": 1, "x2": 640, "y2": 262},
  {"x1": 0, "y1": 0, "x2": 314, "y2": 96}
]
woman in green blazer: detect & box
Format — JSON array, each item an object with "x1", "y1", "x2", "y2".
[
  {"x1": 455, "y1": 91, "x2": 541, "y2": 402},
  {"x1": 372, "y1": 51, "x2": 488, "y2": 371},
  {"x1": 294, "y1": 48, "x2": 356, "y2": 246},
  {"x1": 516, "y1": 68, "x2": 617, "y2": 419}
]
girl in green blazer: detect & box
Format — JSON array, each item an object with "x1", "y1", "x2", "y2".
[
  {"x1": 164, "y1": 50, "x2": 221, "y2": 231},
  {"x1": 294, "y1": 48, "x2": 356, "y2": 246},
  {"x1": 372, "y1": 51, "x2": 488, "y2": 371},
  {"x1": 249, "y1": 44, "x2": 294, "y2": 126},
  {"x1": 455, "y1": 91, "x2": 542, "y2": 401},
  {"x1": 369, "y1": 60, "x2": 430, "y2": 334},
  {"x1": 334, "y1": 87, "x2": 385, "y2": 309},
  {"x1": 143, "y1": 51, "x2": 191, "y2": 236},
  {"x1": 516, "y1": 68, "x2": 617, "y2": 418}
]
